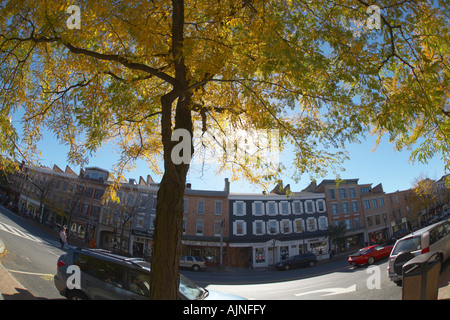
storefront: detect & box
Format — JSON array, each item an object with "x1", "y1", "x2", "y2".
[
  {"x1": 130, "y1": 229, "x2": 153, "y2": 260},
  {"x1": 367, "y1": 228, "x2": 389, "y2": 245},
  {"x1": 232, "y1": 236, "x2": 329, "y2": 268}
]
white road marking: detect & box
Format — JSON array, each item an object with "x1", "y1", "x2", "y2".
[{"x1": 0, "y1": 221, "x2": 43, "y2": 243}]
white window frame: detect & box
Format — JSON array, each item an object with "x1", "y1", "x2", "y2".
[
  {"x1": 233, "y1": 201, "x2": 246, "y2": 216},
  {"x1": 294, "y1": 218, "x2": 305, "y2": 233},
  {"x1": 266, "y1": 201, "x2": 278, "y2": 216},
  {"x1": 253, "y1": 220, "x2": 265, "y2": 236},
  {"x1": 252, "y1": 201, "x2": 265, "y2": 216},
  {"x1": 351, "y1": 200, "x2": 359, "y2": 212},
  {"x1": 280, "y1": 219, "x2": 292, "y2": 234},
  {"x1": 136, "y1": 213, "x2": 145, "y2": 228},
  {"x1": 279, "y1": 201, "x2": 291, "y2": 216},
  {"x1": 183, "y1": 198, "x2": 189, "y2": 213},
  {"x1": 318, "y1": 216, "x2": 328, "y2": 230},
  {"x1": 305, "y1": 200, "x2": 315, "y2": 214},
  {"x1": 233, "y1": 220, "x2": 247, "y2": 236},
  {"x1": 214, "y1": 200, "x2": 223, "y2": 215},
  {"x1": 267, "y1": 219, "x2": 279, "y2": 235},
  {"x1": 316, "y1": 199, "x2": 326, "y2": 213},
  {"x1": 306, "y1": 217, "x2": 317, "y2": 232},
  {"x1": 197, "y1": 199, "x2": 205, "y2": 214},
  {"x1": 292, "y1": 201, "x2": 303, "y2": 215},
  {"x1": 196, "y1": 219, "x2": 204, "y2": 235}
]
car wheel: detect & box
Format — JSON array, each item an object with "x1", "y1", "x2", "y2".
[
  {"x1": 393, "y1": 252, "x2": 415, "y2": 276},
  {"x1": 67, "y1": 290, "x2": 88, "y2": 300},
  {"x1": 192, "y1": 264, "x2": 200, "y2": 272},
  {"x1": 284, "y1": 264, "x2": 290, "y2": 271},
  {"x1": 367, "y1": 257, "x2": 375, "y2": 265},
  {"x1": 309, "y1": 261, "x2": 316, "y2": 267}
]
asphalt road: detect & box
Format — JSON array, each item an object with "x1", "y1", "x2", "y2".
[
  {"x1": 0, "y1": 206, "x2": 70, "y2": 299},
  {"x1": 0, "y1": 206, "x2": 403, "y2": 300},
  {"x1": 184, "y1": 258, "x2": 403, "y2": 300}
]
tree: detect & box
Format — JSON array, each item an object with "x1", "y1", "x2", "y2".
[
  {"x1": 1, "y1": 0, "x2": 449, "y2": 299},
  {"x1": 409, "y1": 174, "x2": 440, "y2": 222},
  {"x1": 327, "y1": 222, "x2": 347, "y2": 253}
]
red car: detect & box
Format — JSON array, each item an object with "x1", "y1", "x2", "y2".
[{"x1": 348, "y1": 245, "x2": 393, "y2": 266}]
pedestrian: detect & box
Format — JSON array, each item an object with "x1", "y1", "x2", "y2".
[
  {"x1": 59, "y1": 225, "x2": 67, "y2": 249},
  {"x1": 248, "y1": 257, "x2": 253, "y2": 270}
]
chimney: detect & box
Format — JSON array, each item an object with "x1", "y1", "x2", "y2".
[{"x1": 224, "y1": 178, "x2": 230, "y2": 193}]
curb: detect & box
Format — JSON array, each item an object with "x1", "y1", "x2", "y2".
[
  {"x1": 0, "y1": 237, "x2": 4, "y2": 255},
  {"x1": 0, "y1": 237, "x2": 5, "y2": 300}
]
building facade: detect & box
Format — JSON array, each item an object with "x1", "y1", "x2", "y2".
[
  {"x1": 360, "y1": 183, "x2": 390, "y2": 245},
  {"x1": 228, "y1": 191, "x2": 329, "y2": 268},
  {"x1": 181, "y1": 179, "x2": 230, "y2": 266},
  {"x1": 312, "y1": 179, "x2": 368, "y2": 253}
]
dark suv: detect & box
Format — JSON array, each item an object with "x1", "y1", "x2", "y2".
[
  {"x1": 54, "y1": 247, "x2": 245, "y2": 300},
  {"x1": 275, "y1": 252, "x2": 318, "y2": 270}
]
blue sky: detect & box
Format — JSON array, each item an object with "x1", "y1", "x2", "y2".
[{"x1": 34, "y1": 127, "x2": 446, "y2": 195}]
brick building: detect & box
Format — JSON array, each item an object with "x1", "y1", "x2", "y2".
[
  {"x1": 181, "y1": 179, "x2": 230, "y2": 266},
  {"x1": 311, "y1": 179, "x2": 368, "y2": 253},
  {"x1": 360, "y1": 183, "x2": 390, "y2": 245}
]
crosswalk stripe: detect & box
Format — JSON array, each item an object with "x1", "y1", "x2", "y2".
[{"x1": 0, "y1": 222, "x2": 43, "y2": 243}]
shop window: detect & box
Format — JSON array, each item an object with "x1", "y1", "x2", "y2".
[
  {"x1": 280, "y1": 246, "x2": 289, "y2": 260},
  {"x1": 255, "y1": 248, "x2": 265, "y2": 264}
]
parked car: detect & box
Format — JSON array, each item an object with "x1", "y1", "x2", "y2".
[
  {"x1": 54, "y1": 248, "x2": 245, "y2": 300},
  {"x1": 180, "y1": 256, "x2": 207, "y2": 271},
  {"x1": 438, "y1": 210, "x2": 450, "y2": 221},
  {"x1": 348, "y1": 245, "x2": 393, "y2": 266},
  {"x1": 388, "y1": 219, "x2": 450, "y2": 284},
  {"x1": 275, "y1": 252, "x2": 318, "y2": 270}
]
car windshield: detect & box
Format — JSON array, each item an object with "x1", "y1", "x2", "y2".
[
  {"x1": 179, "y1": 273, "x2": 207, "y2": 300},
  {"x1": 392, "y1": 236, "x2": 421, "y2": 255},
  {"x1": 140, "y1": 266, "x2": 206, "y2": 300},
  {"x1": 353, "y1": 248, "x2": 369, "y2": 256}
]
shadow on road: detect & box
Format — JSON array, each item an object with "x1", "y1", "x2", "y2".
[{"x1": 184, "y1": 256, "x2": 382, "y2": 287}]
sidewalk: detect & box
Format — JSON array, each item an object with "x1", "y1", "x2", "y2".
[{"x1": 0, "y1": 262, "x2": 36, "y2": 300}]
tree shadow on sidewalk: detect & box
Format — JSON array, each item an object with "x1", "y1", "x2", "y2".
[{"x1": 1, "y1": 287, "x2": 47, "y2": 300}]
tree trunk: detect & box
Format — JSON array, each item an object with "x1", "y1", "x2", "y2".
[
  {"x1": 149, "y1": 170, "x2": 186, "y2": 299},
  {"x1": 149, "y1": 91, "x2": 192, "y2": 299},
  {"x1": 149, "y1": 0, "x2": 192, "y2": 300}
]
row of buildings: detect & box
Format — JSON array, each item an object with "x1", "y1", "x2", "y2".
[{"x1": 2, "y1": 163, "x2": 449, "y2": 268}]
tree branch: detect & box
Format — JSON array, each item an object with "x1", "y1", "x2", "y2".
[{"x1": 6, "y1": 33, "x2": 177, "y2": 86}]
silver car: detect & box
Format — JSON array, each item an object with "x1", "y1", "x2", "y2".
[
  {"x1": 388, "y1": 219, "x2": 450, "y2": 283},
  {"x1": 179, "y1": 255, "x2": 207, "y2": 271}
]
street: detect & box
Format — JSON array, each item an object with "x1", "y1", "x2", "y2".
[
  {"x1": 185, "y1": 259, "x2": 402, "y2": 300},
  {"x1": 0, "y1": 207, "x2": 404, "y2": 300},
  {"x1": 0, "y1": 206, "x2": 72, "y2": 299}
]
